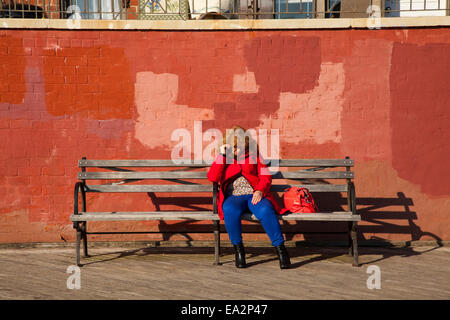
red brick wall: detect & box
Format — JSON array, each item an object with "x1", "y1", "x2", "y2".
[{"x1": 0, "y1": 27, "x2": 449, "y2": 244}]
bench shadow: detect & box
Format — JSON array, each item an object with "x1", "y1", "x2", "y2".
[
  {"x1": 148, "y1": 192, "x2": 212, "y2": 242},
  {"x1": 78, "y1": 246, "x2": 339, "y2": 268},
  {"x1": 78, "y1": 245, "x2": 361, "y2": 269},
  {"x1": 77, "y1": 190, "x2": 443, "y2": 268},
  {"x1": 282, "y1": 191, "x2": 443, "y2": 266},
  {"x1": 242, "y1": 246, "x2": 348, "y2": 268},
  {"x1": 78, "y1": 246, "x2": 217, "y2": 267}
]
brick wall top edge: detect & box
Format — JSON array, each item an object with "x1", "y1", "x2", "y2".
[{"x1": 0, "y1": 16, "x2": 450, "y2": 31}]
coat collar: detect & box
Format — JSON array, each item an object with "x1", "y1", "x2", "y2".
[{"x1": 236, "y1": 150, "x2": 258, "y2": 164}]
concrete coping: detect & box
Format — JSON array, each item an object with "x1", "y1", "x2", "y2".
[{"x1": 0, "y1": 16, "x2": 450, "y2": 30}]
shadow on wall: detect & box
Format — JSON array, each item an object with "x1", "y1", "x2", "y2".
[
  {"x1": 290, "y1": 191, "x2": 444, "y2": 266},
  {"x1": 147, "y1": 192, "x2": 213, "y2": 242},
  {"x1": 355, "y1": 192, "x2": 442, "y2": 245},
  {"x1": 295, "y1": 191, "x2": 442, "y2": 245}
]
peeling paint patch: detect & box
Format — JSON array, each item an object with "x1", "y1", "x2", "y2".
[
  {"x1": 233, "y1": 68, "x2": 259, "y2": 93},
  {"x1": 134, "y1": 71, "x2": 214, "y2": 150},
  {"x1": 0, "y1": 35, "x2": 26, "y2": 104},
  {"x1": 86, "y1": 119, "x2": 134, "y2": 139},
  {"x1": 259, "y1": 62, "x2": 345, "y2": 144},
  {"x1": 390, "y1": 42, "x2": 450, "y2": 196},
  {"x1": 43, "y1": 46, "x2": 134, "y2": 120},
  {"x1": 340, "y1": 38, "x2": 393, "y2": 162}
]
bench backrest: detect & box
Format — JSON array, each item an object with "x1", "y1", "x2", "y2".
[{"x1": 77, "y1": 157, "x2": 355, "y2": 212}]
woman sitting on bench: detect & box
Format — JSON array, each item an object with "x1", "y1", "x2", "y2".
[{"x1": 207, "y1": 125, "x2": 291, "y2": 269}]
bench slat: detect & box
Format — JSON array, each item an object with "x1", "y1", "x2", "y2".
[
  {"x1": 79, "y1": 159, "x2": 354, "y2": 168},
  {"x1": 70, "y1": 211, "x2": 360, "y2": 222},
  {"x1": 78, "y1": 171, "x2": 354, "y2": 180},
  {"x1": 245, "y1": 212, "x2": 360, "y2": 221},
  {"x1": 79, "y1": 172, "x2": 209, "y2": 180},
  {"x1": 79, "y1": 160, "x2": 210, "y2": 167},
  {"x1": 70, "y1": 212, "x2": 219, "y2": 221},
  {"x1": 272, "y1": 171, "x2": 354, "y2": 179},
  {"x1": 273, "y1": 159, "x2": 353, "y2": 167},
  {"x1": 270, "y1": 184, "x2": 348, "y2": 192},
  {"x1": 83, "y1": 184, "x2": 348, "y2": 193},
  {"x1": 85, "y1": 184, "x2": 213, "y2": 193}
]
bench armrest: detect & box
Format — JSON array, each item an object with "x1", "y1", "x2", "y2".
[
  {"x1": 73, "y1": 181, "x2": 86, "y2": 216},
  {"x1": 213, "y1": 182, "x2": 219, "y2": 215},
  {"x1": 349, "y1": 181, "x2": 357, "y2": 215}
]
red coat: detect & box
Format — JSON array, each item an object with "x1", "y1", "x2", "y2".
[{"x1": 207, "y1": 152, "x2": 282, "y2": 220}]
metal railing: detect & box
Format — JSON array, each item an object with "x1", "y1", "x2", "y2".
[{"x1": 0, "y1": 0, "x2": 448, "y2": 20}]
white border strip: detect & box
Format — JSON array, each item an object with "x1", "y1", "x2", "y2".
[{"x1": 0, "y1": 16, "x2": 450, "y2": 30}]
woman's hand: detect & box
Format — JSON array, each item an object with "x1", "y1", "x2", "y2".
[
  {"x1": 219, "y1": 144, "x2": 231, "y2": 155},
  {"x1": 251, "y1": 190, "x2": 264, "y2": 205}
]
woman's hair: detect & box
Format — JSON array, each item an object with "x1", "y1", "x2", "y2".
[
  {"x1": 221, "y1": 125, "x2": 257, "y2": 156},
  {"x1": 222, "y1": 125, "x2": 248, "y2": 149}
]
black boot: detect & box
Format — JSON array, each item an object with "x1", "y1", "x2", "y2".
[
  {"x1": 233, "y1": 243, "x2": 247, "y2": 268},
  {"x1": 275, "y1": 244, "x2": 291, "y2": 269}
]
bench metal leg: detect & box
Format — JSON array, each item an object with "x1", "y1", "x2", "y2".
[
  {"x1": 75, "y1": 225, "x2": 82, "y2": 267},
  {"x1": 348, "y1": 222, "x2": 354, "y2": 256},
  {"x1": 351, "y1": 221, "x2": 360, "y2": 267},
  {"x1": 213, "y1": 220, "x2": 221, "y2": 265},
  {"x1": 82, "y1": 222, "x2": 89, "y2": 257}
]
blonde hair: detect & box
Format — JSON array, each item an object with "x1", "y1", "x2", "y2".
[
  {"x1": 220, "y1": 125, "x2": 258, "y2": 156},
  {"x1": 223, "y1": 125, "x2": 249, "y2": 148}
]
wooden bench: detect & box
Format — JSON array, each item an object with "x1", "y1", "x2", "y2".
[{"x1": 70, "y1": 157, "x2": 360, "y2": 267}]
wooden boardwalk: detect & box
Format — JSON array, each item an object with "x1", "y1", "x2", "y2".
[{"x1": 0, "y1": 245, "x2": 449, "y2": 300}]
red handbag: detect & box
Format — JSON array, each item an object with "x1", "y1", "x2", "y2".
[{"x1": 280, "y1": 187, "x2": 318, "y2": 214}]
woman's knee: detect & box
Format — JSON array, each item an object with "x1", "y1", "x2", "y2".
[
  {"x1": 223, "y1": 201, "x2": 237, "y2": 216},
  {"x1": 252, "y1": 199, "x2": 276, "y2": 220},
  {"x1": 222, "y1": 197, "x2": 245, "y2": 219}
]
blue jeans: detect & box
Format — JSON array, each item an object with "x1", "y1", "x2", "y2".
[{"x1": 222, "y1": 194, "x2": 285, "y2": 247}]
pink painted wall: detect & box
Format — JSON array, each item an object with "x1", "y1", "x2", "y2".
[{"x1": 0, "y1": 27, "x2": 449, "y2": 244}]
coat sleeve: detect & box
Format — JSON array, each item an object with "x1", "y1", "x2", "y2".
[
  {"x1": 207, "y1": 154, "x2": 227, "y2": 183},
  {"x1": 254, "y1": 156, "x2": 272, "y2": 195}
]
